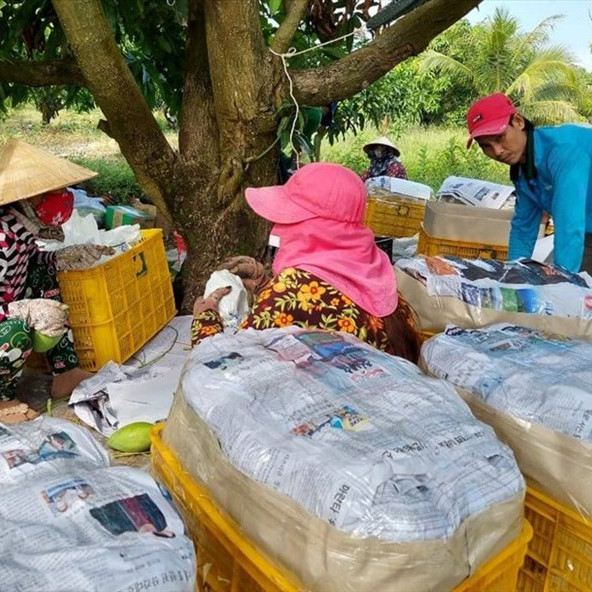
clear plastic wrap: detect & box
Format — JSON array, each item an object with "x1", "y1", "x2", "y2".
[
  {"x1": 396, "y1": 256, "x2": 592, "y2": 337},
  {"x1": 420, "y1": 323, "x2": 592, "y2": 517},
  {"x1": 163, "y1": 327, "x2": 525, "y2": 592}
]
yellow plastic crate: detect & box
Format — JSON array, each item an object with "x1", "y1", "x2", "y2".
[
  {"x1": 57, "y1": 229, "x2": 176, "y2": 371},
  {"x1": 518, "y1": 486, "x2": 592, "y2": 592},
  {"x1": 365, "y1": 195, "x2": 425, "y2": 238},
  {"x1": 419, "y1": 329, "x2": 438, "y2": 343},
  {"x1": 418, "y1": 226, "x2": 509, "y2": 260},
  {"x1": 457, "y1": 521, "x2": 532, "y2": 592},
  {"x1": 151, "y1": 423, "x2": 532, "y2": 592}
]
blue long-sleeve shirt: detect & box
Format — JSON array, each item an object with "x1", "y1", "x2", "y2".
[{"x1": 509, "y1": 124, "x2": 592, "y2": 272}]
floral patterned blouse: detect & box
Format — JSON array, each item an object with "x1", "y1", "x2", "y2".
[
  {"x1": 191, "y1": 267, "x2": 393, "y2": 352},
  {"x1": 360, "y1": 160, "x2": 408, "y2": 182}
]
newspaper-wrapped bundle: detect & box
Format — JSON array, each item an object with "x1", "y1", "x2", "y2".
[
  {"x1": 437, "y1": 176, "x2": 514, "y2": 209},
  {"x1": 396, "y1": 255, "x2": 592, "y2": 337},
  {"x1": 421, "y1": 324, "x2": 592, "y2": 517},
  {"x1": 365, "y1": 176, "x2": 432, "y2": 201},
  {"x1": 164, "y1": 327, "x2": 524, "y2": 591},
  {"x1": 0, "y1": 416, "x2": 195, "y2": 591}
]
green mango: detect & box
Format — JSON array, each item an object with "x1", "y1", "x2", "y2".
[
  {"x1": 107, "y1": 421, "x2": 154, "y2": 453},
  {"x1": 32, "y1": 331, "x2": 62, "y2": 353}
]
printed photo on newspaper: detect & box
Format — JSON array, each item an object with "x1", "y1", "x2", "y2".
[{"x1": 438, "y1": 176, "x2": 515, "y2": 209}]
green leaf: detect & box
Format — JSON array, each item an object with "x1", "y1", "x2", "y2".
[
  {"x1": 135, "y1": 0, "x2": 145, "y2": 18},
  {"x1": 292, "y1": 131, "x2": 313, "y2": 160},
  {"x1": 269, "y1": 0, "x2": 283, "y2": 16},
  {"x1": 157, "y1": 36, "x2": 172, "y2": 54}
]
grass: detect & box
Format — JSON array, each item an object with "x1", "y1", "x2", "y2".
[
  {"x1": 0, "y1": 104, "x2": 178, "y2": 154},
  {"x1": 2, "y1": 104, "x2": 512, "y2": 199},
  {"x1": 323, "y1": 125, "x2": 511, "y2": 193},
  {"x1": 1, "y1": 105, "x2": 178, "y2": 202}
]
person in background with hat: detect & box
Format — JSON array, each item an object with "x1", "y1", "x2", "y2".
[
  {"x1": 360, "y1": 136, "x2": 408, "y2": 182},
  {"x1": 191, "y1": 162, "x2": 421, "y2": 363},
  {"x1": 466, "y1": 92, "x2": 592, "y2": 274},
  {"x1": 0, "y1": 139, "x2": 96, "y2": 399}
]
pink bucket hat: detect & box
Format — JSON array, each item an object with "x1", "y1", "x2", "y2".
[{"x1": 245, "y1": 162, "x2": 366, "y2": 224}]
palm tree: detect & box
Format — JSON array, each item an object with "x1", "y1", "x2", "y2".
[{"x1": 419, "y1": 8, "x2": 584, "y2": 124}]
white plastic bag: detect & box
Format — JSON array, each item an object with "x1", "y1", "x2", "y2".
[
  {"x1": 39, "y1": 211, "x2": 141, "y2": 257},
  {"x1": 204, "y1": 270, "x2": 249, "y2": 331},
  {"x1": 62, "y1": 210, "x2": 101, "y2": 245}
]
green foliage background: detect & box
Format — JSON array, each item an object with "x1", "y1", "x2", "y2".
[
  {"x1": 323, "y1": 126, "x2": 509, "y2": 192},
  {"x1": 1, "y1": 3, "x2": 591, "y2": 197}
]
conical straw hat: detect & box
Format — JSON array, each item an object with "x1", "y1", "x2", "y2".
[
  {"x1": 0, "y1": 139, "x2": 98, "y2": 206},
  {"x1": 363, "y1": 136, "x2": 400, "y2": 157}
]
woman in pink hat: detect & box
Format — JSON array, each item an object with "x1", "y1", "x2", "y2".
[{"x1": 191, "y1": 163, "x2": 421, "y2": 363}]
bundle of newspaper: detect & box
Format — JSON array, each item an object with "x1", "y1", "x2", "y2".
[
  {"x1": 395, "y1": 255, "x2": 592, "y2": 338},
  {"x1": 164, "y1": 327, "x2": 525, "y2": 591},
  {"x1": 421, "y1": 324, "x2": 592, "y2": 516},
  {"x1": 0, "y1": 416, "x2": 195, "y2": 592},
  {"x1": 364, "y1": 176, "x2": 432, "y2": 201},
  {"x1": 438, "y1": 176, "x2": 515, "y2": 209}
]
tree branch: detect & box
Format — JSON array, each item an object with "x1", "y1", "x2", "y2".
[
  {"x1": 203, "y1": 0, "x2": 277, "y2": 158},
  {"x1": 270, "y1": 0, "x2": 310, "y2": 54},
  {"x1": 291, "y1": 0, "x2": 483, "y2": 105},
  {"x1": 0, "y1": 58, "x2": 85, "y2": 87},
  {"x1": 179, "y1": 0, "x2": 219, "y2": 165},
  {"x1": 52, "y1": 0, "x2": 175, "y2": 216}
]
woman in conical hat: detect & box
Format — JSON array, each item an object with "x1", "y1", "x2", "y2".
[
  {"x1": 360, "y1": 136, "x2": 408, "y2": 182},
  {"x1": 0, "y1": 139, "x2": 97, "y2": 399}
]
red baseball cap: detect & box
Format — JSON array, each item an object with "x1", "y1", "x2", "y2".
[{"x1": 466, "y1": 93, "x2": 517, "y2": 148}]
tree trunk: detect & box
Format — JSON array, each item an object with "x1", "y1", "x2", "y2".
[
  {"x1": 52, "y1": 0, "x2": 283, "y2": 312},
  {"x1": 165, "y1": 0, "x2": 284, "y2": 311},
  {"x1": 52, "y1": 0, "x2": 176, "y2": 220},
  {"x1": 39, "y1": 0, "x2": 484, "y2": 311}
]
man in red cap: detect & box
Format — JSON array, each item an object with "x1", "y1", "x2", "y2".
[{"x1": 466, "y1": 92, "x2": 592, "y2": 274}]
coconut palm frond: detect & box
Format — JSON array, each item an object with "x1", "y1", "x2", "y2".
[
  {"x1": 418, "y1": 9, "x2": 585, "y2": 122},
  {"x1": 507, "y1": 73, "x2": 534, "y2": 104},
  {"x1": 506, "y1": 47, "x2": 577, "y2": 98},
  {"x1": 508, "y1": 75, "x2": 579, "y2": 110},
  {"x1": 517, "y1": 14, "x2": 564, "y2": 51},
  {"x1": 418, "y1": 50, "x2": 476, "y2": 85},
  {"x1": 521, "y1": 63, "x2": 575, "y2": 87},
  {"x1": 475, "y1": 10, "x2": 523, "y2": 92},
  {"x1": 481, "y1": 8, "x2": 518, "y2": 57},
  {"x1": 528, "y1": 45, "x2": 577, "y2": 68},
  {"x1": 509, "y1": 16, "x2": 566, "y2": 71},
  {"x1": 520, "y1": 60, "x2": 578, "y2": 92},
  {"x1": 522, "y1": 100, "x2": 583, "y2": 125},
  {"x1": 487, "y1": 7, "x2": 519, "y2": 37},
  {"x1": 532, "y1": 81, "x2": 581, "y2": 104}
]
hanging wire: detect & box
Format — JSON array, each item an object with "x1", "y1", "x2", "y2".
[{"x1": 269, "y1": 27, "x2": 365, "y2": 167}]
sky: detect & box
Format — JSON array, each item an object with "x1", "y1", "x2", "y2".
[{"x1": 466, "y1": 0, "x2": 592, "y2": 71}]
